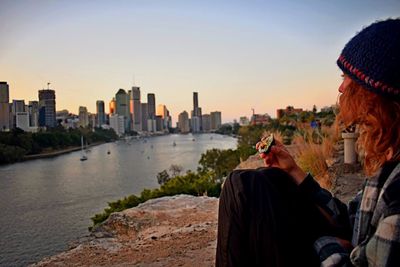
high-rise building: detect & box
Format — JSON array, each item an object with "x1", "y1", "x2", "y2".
[
  {"x1": 0, "y1": 82, "x2": 9, "y2": 102},
  {"x1": 28, "y1": 101, "x2": 39, "y2": 127},
  {"x1": 0, "y1": 82, "x2": 10, "y2": 131},
  {"x1": 157, "y1": 104, "x2": 171, "y2": 130},
  {"x1": 109, "y1": 114, "x2": 125, "y2": 136},
  {"x1": 178, "y1": 111, "x2": 190, "y2": 133},
  {"x1": 191, "y1": 92, "x2": 202, "y2": 132},
  {"x1": 38, "y1": 89, "x2": 56, "y2": 128},
  {"x1": 141, "y1": 103, "x2": 148, "y2": 131},
  {"x1": 155, "y1": 115, "x2": 163, "y2": 132},
  {"x1": 193, "y1": 92, "x2": 199, "y2": 112},
  {"x1": 130, "y1": 87, "x2": 141, "y2": 132},
  {"x1": 115, "y1": 89, "x2": 130, "y2": 131},
  {"x1": 109, "y1": 98, "x2": 116, "y2": 114},
  {"x1": 210, "y1": 111, "x2": 222, "y2": 130},
  {"x1": 11, "y1": 100, "x2": 25, "y2": 128},
  {"x1": 96, "y1": 100, "x2": 105, "y2": 127},
  {"x1": 202, "y1": 114, "x2": 211, "y2": 132},
  {"x1": 16, "y1": 112, "x2": 30, "y2": 132},
  {"x1": 147, "y1": 93, "x2": 155, "y2": 119},
  {"x1": 79, "y1": 106, "x2": 89, "y2": 127}
]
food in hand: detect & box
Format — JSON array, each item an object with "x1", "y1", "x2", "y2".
[{"x1": 258, "y1": 133, "x2": 275, "y2": 155}]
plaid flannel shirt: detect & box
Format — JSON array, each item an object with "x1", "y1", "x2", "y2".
[{"x1": 303, "y1": 162, "x2": 400, "y2": 267}]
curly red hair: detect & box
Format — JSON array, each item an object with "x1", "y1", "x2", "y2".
[{"x1": 336, "y1": 78, "x2": 400, "y2": 176}]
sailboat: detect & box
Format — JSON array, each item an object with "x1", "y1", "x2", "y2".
[{"x1": 80, "y1": 136, "x2": 88, "y2": 161}]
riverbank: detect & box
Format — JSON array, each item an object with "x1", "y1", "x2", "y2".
[{"x1": 23, "y1": 141, "x2": 106, "y2": 161}]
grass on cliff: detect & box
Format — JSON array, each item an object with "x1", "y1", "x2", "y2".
[{"x1": 292, "y1": 126, "x2": 337, "y2": 189}]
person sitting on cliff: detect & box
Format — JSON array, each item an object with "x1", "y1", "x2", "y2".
[{"x1": 216, "y1": 18, "x2": 400, "y2": 267}]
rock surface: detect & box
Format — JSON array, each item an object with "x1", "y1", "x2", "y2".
[{"x1": 32, "y1": 195, "x2": 219, "y2": 267}]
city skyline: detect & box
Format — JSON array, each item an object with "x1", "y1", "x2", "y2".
[{"x1": 1, "y1": 1, "x2": 399, "y2": 122}]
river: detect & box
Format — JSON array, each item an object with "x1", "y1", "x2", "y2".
[{"x1": 0, "y1": 133, "x2": 237, "y2": 266}]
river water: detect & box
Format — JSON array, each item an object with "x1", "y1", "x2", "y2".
[{"x1": 0, "y1": 133, "x2": 237, "y2": 266}]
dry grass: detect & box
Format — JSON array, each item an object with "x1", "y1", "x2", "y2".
[{"x1": 292, "y1": 126, "x2": 337, "y2": 189}]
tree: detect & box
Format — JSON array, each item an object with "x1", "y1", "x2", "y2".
[
  {"x1": 169, "y1": 164, "x2": 183, "y2": 177},
  {"x1": 157, "y1": 170, "x2": 170, "y2": 185}
]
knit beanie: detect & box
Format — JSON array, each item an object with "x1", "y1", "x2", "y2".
[{"x1": 337, "y1": 18, "x2": 400, "y2": 99}]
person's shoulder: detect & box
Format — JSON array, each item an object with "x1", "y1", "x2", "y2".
[{"x1": 383, "y1": 168, "x2": 400, "y2": 216}]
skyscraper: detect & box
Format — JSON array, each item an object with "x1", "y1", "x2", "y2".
[
  {"x1": 0, "y1": 82, "x2": 10, "y2": 131},
  {"x1": 202, "y1": 114, "x2": 211, "y2": 132},
  {"x1": 109, "y1": 98, "x2": 116, "y2": 114},
  {"x1": 38, "y1": 89, "x2": 56, "y2": 128},
  {"x1": 191, "y1": 92, "x2": 202, "y2": 132},
  {"x1": 130, "y1": 87, "x2": 141, "y2": 132},
  {"x1": 147, "y1": 93, "x2": 155, "y2": 119},
  {"x1": 11, "y1": 100, "x2": 25, "y2": 128},
  {"x1": 193, "y1": 92, "x2": 198, "y2": 112},
  {"x1": 96, "y1": 100, "x2": 105, "y2": 127},
  {"x1": 178, "y1": 111, "x2": 190, "y2": 133},
  {"x1": 147, "y1": 94, "x2": 156, "y2": 132},
  {"x1": 79, "y1": 106, "x2": 89, "y2": 127},
  {"x1": 210, "y1": 111, "x2": 222, "y2": 130},
  {"x1": 28, "y1": 101, "x2": 39, "y2": 127},
  {"x1": 115, "y1": 89, "x2": 130, "y2": 131},
  {"x1": 141, "y1": 103, "x2": 148, "y2": 131}
]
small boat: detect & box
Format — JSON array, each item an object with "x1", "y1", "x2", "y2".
[{"x1": 80, "y1": 136, "x2": 88, "y2": 161}]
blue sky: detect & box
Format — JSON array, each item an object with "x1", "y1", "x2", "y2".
[{"x1": 1, "y1": 0, "x2": 399, "y2": 122}]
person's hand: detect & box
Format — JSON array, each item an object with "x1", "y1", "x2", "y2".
[{"x1": 256, "y1": 140, "x2": 307, "y2": 184}]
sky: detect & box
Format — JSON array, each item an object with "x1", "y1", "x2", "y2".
[{"x1": 0, "y1": 0, "x2": 399, "y2": 123}]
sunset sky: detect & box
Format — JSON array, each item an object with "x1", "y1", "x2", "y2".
[{"x1": 1, "y1": 0, "x2": 399, "y2": 123}]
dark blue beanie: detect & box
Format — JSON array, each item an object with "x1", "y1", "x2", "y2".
[{"x1": 337, "y1": 18, "x2": 400, "y2": 99}]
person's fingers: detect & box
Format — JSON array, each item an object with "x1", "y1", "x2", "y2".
[{"x1": 256, "y1": 142, "x2": 261, "y2": 150}]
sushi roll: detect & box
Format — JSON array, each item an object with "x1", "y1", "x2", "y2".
[{"x1": 258, "y1": 133, "x2": 275, "y2": 155}]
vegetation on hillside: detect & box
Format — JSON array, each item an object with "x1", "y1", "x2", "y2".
[{"x1": 0, "y1": 127, "x2": 118, "y2": 164}]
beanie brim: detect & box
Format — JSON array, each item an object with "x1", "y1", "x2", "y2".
[{"x1": 337, "y1": 55, "x2": 400, "y2": 99}]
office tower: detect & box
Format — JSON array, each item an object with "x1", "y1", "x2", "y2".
[
  {"x1": 130, "y1": 87, "x2": 141, "y2": 132},
  {"x1": 89, "y1": 113, "x2": 96, "y2": 129},
  {"x1": 157, "y1": 104, "x2": 170, "y2": 130},
  {"x1": 96, "y1": 100, "x2": 105, "y2": 127},
  {"x1": 16, "y1": 112, "x2": 30, "y2": 131},
  {"x1": 155, "y1": 115, "x2": 163, "y2": 132},
  {"x1": 191, "y1": 92, "x2": 202, "y2": 132},
  {"x1": 178, "y1": 111, "x2": 190, "y2": 133},
  {"x1": 28, "y1": 101, "x2": 39, "y2": 127},
  {"x1": 115, "y1": 89, "x2": 130, "y2": 131},
  {"x1": 156, "y1": 104, "x2": 167, "y2": 118},
  {"x1": 147, "y1": 93, "x2": 155, "y2": 118},
  {"x1": 11, "y1": 100, "x2": 25, "y2": 128},
  {"x1": 202, "y1": 114, "x2": 211, "y2": 132},
  {"x1": 38, "y1": 89, "x2": 56, "y2": 128},
  {"x1": 109, "y1": 98, "x2": 116, "y2": 114},
  {"x1": 141, "y1": 103, "x2": 148, "y2": 131},
  {"x1": 109, "y1": 114, "x2": 125, "y2": 136},
  {"x1": 79, "y1": 106, "x2": 89, "y2": 127},
  {"x1": 210, "y1": 111, "x2": 222, "y2": 130},
  {"x1": 0, "y1": 81, "x2": 9, "y2": 102},
  {"x1": 0, "y1": 82, "x2": 10, "y2": 131},
  {"x1": 193, "y1": 92, "x2": 198, "y2": 111}
]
